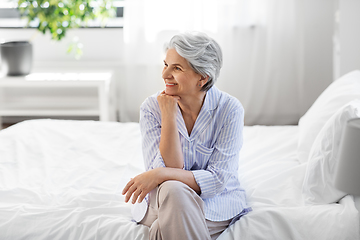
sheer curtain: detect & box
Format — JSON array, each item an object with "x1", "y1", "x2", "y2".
[{"x1": 120, "y1": 0, "x2": 303, "y2": 125}]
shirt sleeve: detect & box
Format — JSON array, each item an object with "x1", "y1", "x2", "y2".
[
  {"x1": 192, "y1": 104, "x2": 244, "y2": 199},
  {"x1": 139, "y1": 99, "x2": 166, "y2": 171}
]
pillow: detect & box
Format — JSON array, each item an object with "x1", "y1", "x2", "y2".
[
  {"x1": 302, "y1": 99, "x2": 360, "y2": 204},
  {"x1": 297, "y1": 70, "x2": 360, "y2": 163}
]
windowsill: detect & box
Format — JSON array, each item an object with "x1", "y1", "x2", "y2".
[
  {"x1": 0, "y1": 18, "x2": 124, "y2": 28},
  {"x1": 0, "y1": 26, "x2": 123, "y2": 29}
]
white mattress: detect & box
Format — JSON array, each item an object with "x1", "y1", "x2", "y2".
[{"x1": 0, "y1": 119, "x2": 358, "y2": 240}]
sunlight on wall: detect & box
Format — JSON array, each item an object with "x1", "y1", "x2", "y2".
[
  {"x1": 124, "y1": 0, "x2": 220, "y2": 43},
  {"x1": 143, "y1": 0, "x2": 219, "y2": 42}
]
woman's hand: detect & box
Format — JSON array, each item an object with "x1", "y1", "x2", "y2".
[
  {"x1": 122, "y1": 168, "x2": 163, "y2": 204},
  {"x1": 157, "y1": 91, "x2": 180, "y2": 118}
]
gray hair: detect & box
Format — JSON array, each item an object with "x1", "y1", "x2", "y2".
[{"x1": 165, "y1": 32, "x2": 223, "y2": 92}]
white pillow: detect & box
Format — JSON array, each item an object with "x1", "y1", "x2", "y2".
[
  {"x1": 297, "y1": 70, "x2": 360, "y2": 163},
  {"x1": 302, "y1": 100, "x2": 360, "y2": 204}
]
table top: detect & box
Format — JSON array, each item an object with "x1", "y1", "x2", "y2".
[{"x1": 0, "y1": 72, "x2": 112, "y2": 87}]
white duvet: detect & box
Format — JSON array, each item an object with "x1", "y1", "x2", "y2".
[{"x1": 0, "y1": 119, "x2": 358, "y2": 240}]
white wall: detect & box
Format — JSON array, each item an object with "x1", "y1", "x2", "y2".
[
  {"x1": 337, "y1": 0, "x2": 360, "y2": 78},
  {"x1": 297, "y1": 0, "x2": 335, "y2": 114},
  {"x1": 0, "y1": 28, "x2": 123, "y2": 62}
]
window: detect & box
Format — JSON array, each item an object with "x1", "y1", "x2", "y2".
[{"x1": 0, "y1": 0, "x2": 124, "y2": 28}]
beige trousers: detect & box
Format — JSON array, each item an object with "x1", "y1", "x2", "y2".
[{"x1": 140, "y1": 180, "x2": 231, "y2": 240}]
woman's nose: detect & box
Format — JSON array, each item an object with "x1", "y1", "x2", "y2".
[{"x1": 162, "y1": 67, "x2": 172, "y2": 79}]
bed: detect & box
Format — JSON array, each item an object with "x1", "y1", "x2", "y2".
[{"x1": 0, "y1": 71, "x2": 360, "y2": 240}]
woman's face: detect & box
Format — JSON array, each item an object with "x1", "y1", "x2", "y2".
[{"x1": 162, "y1": 48, "x2": 203, "y2": 97}]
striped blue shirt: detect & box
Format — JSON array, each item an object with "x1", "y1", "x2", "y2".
[{"x1": 139, "y1": 86, "x2": 250, "y2": 222}]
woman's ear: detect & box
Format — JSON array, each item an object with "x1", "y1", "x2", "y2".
[{"x1": 199, "y1": 75, "x2": 209, "y2": 87}]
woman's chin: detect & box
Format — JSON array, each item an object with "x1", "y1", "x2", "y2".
[{"x1": 165, "y1": 89, "x2": 175, "y2": 95}]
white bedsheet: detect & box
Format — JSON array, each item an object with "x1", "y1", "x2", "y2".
[
  {"x1": 220, "y1": 126, "x2": 359, "y2": 240},
  {"x1": 0, "y1": 120, "x2": 358, "y2": 240}
]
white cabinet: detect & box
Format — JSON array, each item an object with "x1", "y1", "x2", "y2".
[{"x1": 0, "y1": 71, "x2": 113, "y2": 127}]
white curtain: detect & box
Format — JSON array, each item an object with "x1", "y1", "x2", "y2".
[{"x1": 119, "y1": 0, "x2": 304, "y2": 125}]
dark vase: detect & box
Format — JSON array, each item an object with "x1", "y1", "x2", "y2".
[{"x1": 0, "y1": 41, "x2": 33, "y2": 76}]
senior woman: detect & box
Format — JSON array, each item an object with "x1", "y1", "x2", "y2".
[{"x1": 122, "y1": 32, "x2": 251, "y2": 240}]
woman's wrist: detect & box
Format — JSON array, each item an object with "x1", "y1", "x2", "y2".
[
  {"x1": 161, "y1": 112, "x2": 177, "y2": 125},
  {"x1": 154, "y1": 167, "x2": 167, "y2": 185}
]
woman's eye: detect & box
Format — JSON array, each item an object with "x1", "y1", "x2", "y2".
[{"x1": 175, "y1": 67, "x2": 181, "y2": 71}]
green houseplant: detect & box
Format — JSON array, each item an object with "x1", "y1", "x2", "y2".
[{"x1": 17, "y1": 0, "x2": 116, "y2": 41}]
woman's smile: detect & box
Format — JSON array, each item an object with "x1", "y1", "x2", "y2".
[{"x1": 165, "y1": 82, "x2": 178, "y2": 87}]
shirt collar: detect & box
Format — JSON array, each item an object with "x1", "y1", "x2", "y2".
[
  {"x1": 202, "y1": 85, "x2": 220, "y2": 112},
  {"x1": 176, "y1": 86, "x2": 220, "y2": 140}
]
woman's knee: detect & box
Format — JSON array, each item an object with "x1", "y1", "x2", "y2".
[
  {"x1": 159, "y1": 180, "x2": 188, "y2": 192},
  {"x1": 157, "y1": 180, "x2": 194, "y2": 206},
  {"x1": 158, "y1": 180, "x2": 188, "y2": 196}
]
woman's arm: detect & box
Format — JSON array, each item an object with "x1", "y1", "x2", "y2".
[
  {"x1": 157, "y1": 91, "x2": 184, "y2": 168},
  {"x1": 122, "y1": 167, "x2": 200, "y2": 204}
]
